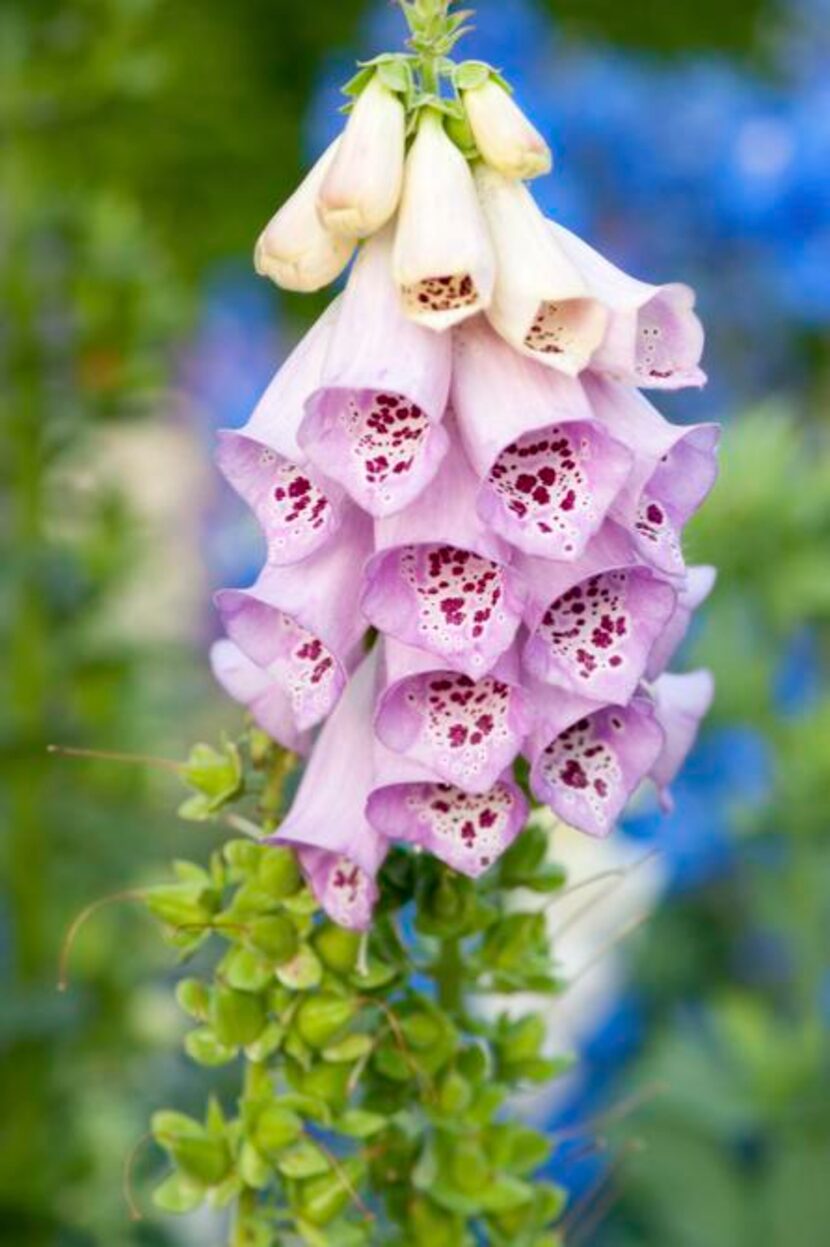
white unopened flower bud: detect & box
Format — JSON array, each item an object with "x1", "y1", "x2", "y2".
[
  {"x1": 463, "y1": 78, "x2": 552, "y2": 181},
  {"x1": 255, "y1": 141, "x2": 356, "y2": 293},
  {"x1": 393, "y1": 109, "x2": 496, "y2": 332},
  {"x1": 317, "y1": 74, "x2": 406, "y2": 239},
  {"x1": 475, "y1": 163, "x2": 608, "y2": 375}
]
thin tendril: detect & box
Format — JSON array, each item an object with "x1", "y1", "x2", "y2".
[
  {"x1": 47, "y1": 743, "x2": 183, "y2": 773},
  {"x1": 58, "y1": 889, "x2": 148, "y2": 992},
  {"x1": 122, "y1": 1131, "x2": 153, "y2": 1222},
  {"x1": 562, "y1": 911, "x2": 652, "y2": 994}
]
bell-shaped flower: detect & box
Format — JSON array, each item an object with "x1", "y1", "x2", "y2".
[
  {"x1": 210, "y1": 639, "x2": 311, "y2": 755},
  {"x1": 520, "y1": 522, "x2": 677, "y2": 705},
  {"x1": 463, "y1": 78, "x2": 552, "y2": 181},
  {"x1": 375, "y1": 640, "x2": 532, "y2": 796},
  {"x1": 649, "y1": 671, "x2": 714, "y2": 812},
  {"x1": 393, "y1": 109, "x2": 496, "y2": 331},
  {"x1": 528, "y1": 683, "x2": 664, "y2": 839},
  {"x1": 647, "y1": 566, "x2": 717, "y2": 680},
  {"x1": 317, "y1": 73, "x2": 406, "y2": 239},
  {"x1": 549, "y1": 222, "x2": 706, "y2": 390},
  {"x1": 255, "y1": 141, "x2": 356, "y2": 293},
  {"x1": 270, "y1": 654, "x2": 388, "y2": 930},
  {"x1": 474, "y1": 164, "x2": 608, "y2": 374},
  {"x1": 453, "y1": 318, "x2": 632, "y2": 559},
  {"x1": 214, "y1": 508, "x2": 372, "y2": 737},
  {"x1": 368, "y1": 742, "x2": 528, "y2": 879},
  {"x1": 584, "y1": 375, "x2": 720, "y2": 578},
  {"x1": 361, "y1": 429, "x2": 526, "y2": 679},
  {"x1": 301, "y1": 226, "x2": 452, "y2": 516},
  {"x1": 216, "y1": 304, "x2": 347, "y2": 566}
]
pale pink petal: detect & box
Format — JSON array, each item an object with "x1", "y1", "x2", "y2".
[
  {"x1": 549, "y1": 222, "x2": 706, "y2": 391},
  {"x1": 646, "y1": 566, "x2": 718, "y2": 680},
  {"x1": 216, "y1": 305, "x2": 345, "y2": 565},
  {"x1": 453, "y1": 319, "x2": 632, "y2": 560},
  {"x1": 301, "y1": 227, "x2": 452, "y2": 516},
  {"x1": 528, "y1": 684, "x2": 665, "y2": 838},
  {"x1": 650, "y1": 671, "x2": 715, "y2": 811},
  {"x1": 210, "y1": 639, "x2": 311, "y2": 755},
  {"x1": 368, "y1": 744, "x2": 528, "y2": 878},
  {"x1": 362, "y1": 434, "x2": 526, "y2": 678},
  {"x1": 584, "y1": 374, "x2": 720, "y2": 577},
  {"x1": 268, "y1": 654, "x2": 387, "y2": 930},
  {"x1": 520, "y1": 523, "x2": 677, "y2": 704},
  {"x1": 214, "y1": 509, "x2": 372, "y2": 731},
  {"x1": 375, "y1": 641, "x2": 532, "y2": 795}
]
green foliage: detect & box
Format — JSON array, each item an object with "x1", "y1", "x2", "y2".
[{"x1": 143, "y1": 731, "x2": 573, "y2": 1244}]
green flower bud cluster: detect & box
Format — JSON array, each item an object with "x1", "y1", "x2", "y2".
[{"x1": 142, "y1": 726, "x2": 572, "y2": 1244}]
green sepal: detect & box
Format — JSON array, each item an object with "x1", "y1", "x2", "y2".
[
  {"x1": 295, "y1": 994, "x2": 359, "y2": 1050},
  {"x1": 151, "y1": 1111, "x2": 231, "y2": 1186},
  {"x1": 248, "y1": 913, "x2": 299, "y2": 964},
  {"x1": 184, "y1": 1026, "x2": 237, "y2": 1067},
  {"x1": 152, "y1": 1171, "x2": 205, "y2": 1214},
  {"x1": 209, "y1": 985, "x2": 267, "y2": 1048},
  {"x1": 292, "y1": 1157, "x2": 367, "y2": 1227},
  {"x1": 454, "y1": 59, "x2": 491, "y2": 92},
  {"x1": 245, "y1": 1019, "x2": 286, "y2": 1061},
  {"x1": 258, "y1": 847, "x2": 302, "y2": 900},
  {"x1": 145, "y1": 880, "x2": 220, "y2": 931},
  {"x1": 276, "y1": 945, "x2": 324, "y2": 992},
  {"x1": 179, "y1": 738, "x2": 243, "y2": 820},
  {"x1": 315, "y1": 925, "x2": 363, "y2": 974},
  {"x1": 237, "y1": 1140, "x2": 272, "y2": 1190},
  {"x1": 277, "y1": 1138, "x2": 331, "y2": 1179},
  {"x1": 220, "y1": 945, "x2": 275, "y2": 993},
  {"x1": 175, "y1": 977, "x2": 209, "y2": 1021},
  {"x1": 323, "y1": 1033, "x2": 374, "y2": 1064}
]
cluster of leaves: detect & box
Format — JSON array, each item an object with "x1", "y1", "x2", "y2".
[{"x1": 144, "y1": 730, "x2": 572, "y2": 1245}]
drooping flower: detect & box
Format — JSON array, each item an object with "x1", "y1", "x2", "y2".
[
  {"x1": 650, "y1": 671, "x2": 715, "y2": 811},
  {"x1": 528, "y1": 684, "x2": 665, "y2": 838},
  {"x1": 549, "y1": 221, "x2": 706, "y2": 390},
  {"x1": 301, "y1": 226, "x2": 452, "y2": 516},
  {"x1": 453, "y1": 317, "x2": 632, "y2": 559},
  {"x1": 210, "y1": 639, "x2": 310, "y2": 756},
  {"x1": 463, "y1": 76, "x2": 552, "y2": 181},
  {"x1": 317, "y1": 73, "x2": 406, "y2": 239},
  {"x1": 215, "y1": 508, "x2": 372, "y2": 741},
  {"x1": 255, "y1": 141, "x2": 356, "y2": 293},
  {"x1": 216, "y1": 304, "x2": 346, "y2": 566},
  {"x1": 474, "y1": 163, "x2": 609, "y2": 374},
  {"x1": 393, "y1": 109, "x2": 496, "y2": 331},
  {"x1": 520, "y1": 522, "x2": 677, "y2": 704},
  {"x1": 375, "y1": 640, "x2": 532, "y2": 795},
  {"x1": 584, "y1": 374, "x2": 720, "y2": 578},
  {"x1": 269, "y1": 653, "x2": 388, "y2": 930},
  {"x1": 361, "y1": 431, "x2": 526, "y2": 678},
  {"x1": 368, "y1": 744, "x2": 528, "y2": 879},
  {"x1": 647, "y1": 566, "x2": 718, "y2": 680}
]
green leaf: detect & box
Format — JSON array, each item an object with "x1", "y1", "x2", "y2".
[
  {"x1": 245, "y1": 1019, "x2": 286, "y2": 1061},
  {"x1": 153, "y1": 1171, "x2": 205, "y2": 1214},
  {"x1": 335, "y1": 1109, "x2": 387, "y2": 1139},
  {"x1": 294, "y1": 1158, "x2": 366, "y2": 1227},
  {"x1": 182, "y1": 738, "x2": 243, "y2": 813},
  {"x1": 323, "y1": 1033, "x2": 374, "y2": 1064},
  {"x1": 277, "y1": 1139, "x2": 331, "y2": 1179},
  {"x1": 258, "y1": 847, "x2": 302, "y2": 899},
  {"x1": 237, "y1": 1140, "x2": 271, "y2": 1190},
  {"x1": 315, "y1": 925, "x2": 363, "y2": 974},
  {"x1": 254, "y1": 1104, "x2": 304, "y2": 1153},
  {"x1": 248, "y1": 914, "x2": 299, "y2": 964},
  {"x1": 175, "y1": 977, "x2": 209, "y2": 1020}
]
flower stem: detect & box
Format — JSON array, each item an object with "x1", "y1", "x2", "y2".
[{"x1": 435, "y1": 937, "x2": 464, "y2": 1017}]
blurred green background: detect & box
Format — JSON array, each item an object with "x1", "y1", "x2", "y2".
[{"x1": 1, "y1": 0, "x2": 828, "y2": 1244}]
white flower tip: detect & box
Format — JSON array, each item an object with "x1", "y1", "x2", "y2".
[
  {"x1": 316, "y1": 75, "x2": 406, "y2": 241},
  {"x1": 464, "y1": 80, "x2": 553, "y2": 183}
]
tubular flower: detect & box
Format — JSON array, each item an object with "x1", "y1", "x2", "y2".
[
  {"x1": 520, "y1": 523, "x2": 677, "y2": 704},
  {"x1": 215, "y1": 508, "x2": 372, "y2": 742},
  {"x1": 212, "y1": 12, "x2": 721, "y2": 928},
  {"x1": 453, "y1": 317, "x2": 632, "y2": 559},
  {"x1": 549, "y1": 222, "x2": 707, "y2": 390},
  {"x1": 269, "y1": 654, "x2": 388, "y2": 930},
  {"x1": 317, "y1": 73, "x2": 406, "y2": 239},
  {"x1": 255, "y1": 141, "x2": 356, "y2": 293},
  {"x1": 393, "y1": 109, "x2": 496, "y2": 331},
  {"x1": 302, "y1": 226, "x2": 452, "y2": 516},
  {"x1": 215, "y1": 304, "x2": 346, "y2": 566},
  {"x1": 361, "y1": 431, "x2": 527, "y2": 679},
  {"x1": 463, "y1": 77, "x2": 552, "y2": 181},
  {"x1": 475, "y1": 163, "x2": 609, "y2": 374}
]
